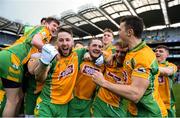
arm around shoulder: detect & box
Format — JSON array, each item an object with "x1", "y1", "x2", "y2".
[
  {"x1": 159, "y1": 66, "x2": 175, "y2": 76},
  {"x1": 103, "y1": 76, "x2": 149, "y2": 103},
  {"x1": 92, "y1": 71, "x2": 149, "y2": 103}
]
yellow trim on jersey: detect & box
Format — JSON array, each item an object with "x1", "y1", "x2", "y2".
[
  {"x1": 0, "y1": 90, "x2": 5, "y2": 102},
  {"x1": 11, "y1": 53, "x2": 20, "y2": 66},
  {"x1": 34, "y1": 97, "x2": 42, "y2": 116},
  {"x1": 7, "y1": 75, "x2": 19, "y2": 83},
  {"x1": 9, "y1": 67, "x2": 20, "y2": 74}
]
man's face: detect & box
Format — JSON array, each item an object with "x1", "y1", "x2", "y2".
[
  {"x1": 57, "y1": 32, "x2": 73, "y2": 57},
  {"x1": 155, "y1": 48, "x2": 169, "y2": 63},
  {"x1": 115, "y1": 45, "x2": 126, "y2": 62},
  {"x1": 89, "y1": 40, "x2": 103, "y2": 59},
  {"x1": 46, "y1": 21, "x2": 59, "y2": 36},
  {"x1": 119, "y1": 22, "x2": 129, "y2": 42},
  {"x1": 102, "y1": 32, "x2": 113, "y2": 46},
  {"x1": 115, "y1": 45, "x2": 122, "y2": 58}
]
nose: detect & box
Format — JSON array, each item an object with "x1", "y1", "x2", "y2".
[
  {"x1": 62, "y1": 40, "x2": 68, "y2": 45},
  {"x1": 54, "y1": 26, "x2": 58, "y2": 31}
]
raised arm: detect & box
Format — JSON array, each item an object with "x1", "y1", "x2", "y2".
[
  {"x1": 34, "y1": 61, "x2": 50, "y2": 82},
  {"x1": 31, "y1": 33, "x2": 45, "y2": 50},
  {"x1": 34, "y1": 44, "x2": 58, "y2": 82}
]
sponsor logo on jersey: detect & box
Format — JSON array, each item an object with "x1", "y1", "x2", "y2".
[
  {"x1": 82, "y1": 65, "x2": 100, "y2": 76},
  {"x1": 125, "y1": 61, "x2": 130, "y2": 65},
  {"x1": 59, "y1": 65, "x2": 74, "y2": 79},
  {"x1": 107, "y1": 71, "x2": 121, "y2": 81}
]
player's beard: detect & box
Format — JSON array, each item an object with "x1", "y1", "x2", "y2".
[{"x1": 58, "y1": 47, "x2": 73, "y2": 57}]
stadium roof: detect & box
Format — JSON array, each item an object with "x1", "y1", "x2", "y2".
[{"x1": 1, "y1": 0, "x2": 180, "y2": 39}]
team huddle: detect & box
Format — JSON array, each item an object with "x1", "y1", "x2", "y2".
[{"x1": 0, "y1": 15, "x2": 177, "y2": 117}]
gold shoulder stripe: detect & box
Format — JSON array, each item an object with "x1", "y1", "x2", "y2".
[
  {"x1": 7, "y1": 75, "x2": 19, "y2": 83},
  {"x1": 9, "y1": 67, "x2": 21, "y2": 74},
  {"x1": 11, "y1": 53, "x2": 20, "y2": 66}
]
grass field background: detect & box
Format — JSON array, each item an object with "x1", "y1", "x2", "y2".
[{"x1": 173, "y1": 83, "x2": 180, "y2": 117}]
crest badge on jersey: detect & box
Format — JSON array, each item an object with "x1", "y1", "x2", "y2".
[{"x1": 41, "y1": 31, "x2": 47, "y2": 39}]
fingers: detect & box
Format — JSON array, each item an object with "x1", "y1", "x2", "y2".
[
  {"x1": 116, "y1": 81, "x2": 124, "y2": 84},
  {"x1": 83, "y1": 52, "x2": 92, "y2": 61}
]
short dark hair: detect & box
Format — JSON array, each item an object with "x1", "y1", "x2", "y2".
[
  {"x1": 75, "y1": 41, "x2": 84, "y2": 46},
  {"x1": 114, "y1": 40, "x2": 128, "y2": 49},
  {"x1": 120, "y1": 15, "x2": 144, "y2": 38},
  {"x1": 40, "y1": 17, "x2": 47, "y2": 23},
  {"x1": 155, "y1": 45, "x2": 169, "y2": 53},
  {"x1": 46, "y1": 17, "x2": 60, "y2": 26},
  {"x1": 88, "y1": 38, "x2": 102, "y2": 46},
  {"x1": 57, "y1": 28, "x2": 73, "y2": 37},
  {"x1": 103, "y1": 28, "x2": 114, "y2": 37}
]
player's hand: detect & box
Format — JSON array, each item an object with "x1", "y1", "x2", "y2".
[
  {"x1": 40, "y1": 44, "x2": 58, "y2": 65},
  {"x1": 83, "y1": 52, "x2": 92, "y2": 61},
  {"x1": 95, "y1": 55, "x2": 104, "y2": 66},
  {"x1": 92, "y1": 70, "x2": 106, "y2": 87},
  {"x1": 116, "y1": 81, "x2": 125, "y2": 84}
]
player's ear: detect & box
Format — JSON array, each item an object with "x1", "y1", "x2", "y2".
[{"x1": 127, "y1": 28, "x2": 133, "y2": 37}]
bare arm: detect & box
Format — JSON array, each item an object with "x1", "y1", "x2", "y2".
[
  {"x1": 92, "y1": 71, "x2": 149, "y2": 103},
  {"x1": 28, "y1": 53, "x2": 42, "y2": 75},
  {"x1": 159, "y1": 66, "x2": 174, "y2": 76},
  {"x1": 31, "y1": 34, "x2": 45, "y2": 50},
  {"x1": 28, "y1": 58, "x2": 39, "y2": 75},
  {"x1": 34, "y1": 61, "x2": 50, "y2": 82},
  {"x1": 28, "y1": 57, "x2": 50, "y2": 82}
]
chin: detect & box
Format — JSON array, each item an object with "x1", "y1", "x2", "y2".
[
  {"x1": 62, "y1": 53, "x2": 70, "y2": 57},
  {"x1": 93, "y1": 54, "x2": 100, "y2": 59}
]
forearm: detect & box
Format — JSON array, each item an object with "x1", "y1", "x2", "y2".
[
  {"x1": 92, "y1": 71, "x2": 148, "y2": 103},
  {"x1": 31, "y1": 39, "x2": 44, "y2": 50},
  {"x1": 28, "y1": 59, "x2": 39, "y2": 75},
  {"x1": 159, "y1": 67, "x2": 174, "y2": 76},
  {"x1": 34, "y1": 61, "x2": 49, "y2": 82},
  {"x1": 102, "y1": 81, "x2": 141, "y2": 103},
  {"x1": 31, "y1": 34, "x2": 44, "y2": 50}
]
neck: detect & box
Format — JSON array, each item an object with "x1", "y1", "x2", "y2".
[
  {"x1": 159, "y1": 59, "x2": 166, "y2": 64},
  {"x1": 103, "y1": 43, "x2": 111, "y2": 50},
  {"x1": 128, "y1": 37, "x2": 142, "y2": 50}
]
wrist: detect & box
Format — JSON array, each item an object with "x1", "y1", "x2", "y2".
[{"x1": 102, "y1": 79, "x2": 109, "y2": 88}]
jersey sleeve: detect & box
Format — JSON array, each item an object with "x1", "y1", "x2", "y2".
[
  {"x1": 38, "y1": 27, "x2": 51, "y2": 43},
  {"x1": 132, "y1": 54, "x2": 158, "y2": 80}
]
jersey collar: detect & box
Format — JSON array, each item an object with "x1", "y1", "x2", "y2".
[{"x1": 128, "y1": 41, "x2": 146, "y2": 53}]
